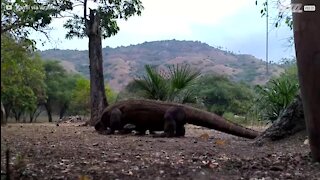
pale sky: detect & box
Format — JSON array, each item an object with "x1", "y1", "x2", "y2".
[{"x1": 31, "y1": 0, "x2": 295, "y2": 63}]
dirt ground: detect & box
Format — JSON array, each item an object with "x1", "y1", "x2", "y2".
[{"x1": 1, "y1": 123, "x2": 319, "y2": 180}]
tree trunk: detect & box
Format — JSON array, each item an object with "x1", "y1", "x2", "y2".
[
  {"x1": 4, "y1": 104, "x2": 10, "y2": 120},
  {"x1": 44, "y1": 103, "x2": 53, "y2": 122},
  {"x1": 1, "y1": 102, "x2": 6, "y2": 125},
  {"x1": 254, "y1": 95, "x2": 305, "y2": 145},
  {"x1": 59, "y1": 103, "x2": 68, "y2": 120},
  {"x1": 292, "y1": 0, "x2": 320, "y2": 162},
  {"x1": 12, "y1": 110, "x2": 21, "y2": 122},
  {"x1": 33, "y1": 105, "x2": 44, "y2": 123},
  {"x1": 87, "y1": 10, "x2": 108, "y2": 126}
]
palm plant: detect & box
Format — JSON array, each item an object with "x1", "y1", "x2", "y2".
[
  {"x1": 134, "y1": 64, "x2": 201, "y2": 103},
  {"x1": 134, "y1": 65, "x2": 168, "y2": 100},
  {"x1": 167, "y1": 64, "x2": 201, "y2": 102},
  {"x1": 254, "y1": 77, "x2": 299, "y2": 122}
]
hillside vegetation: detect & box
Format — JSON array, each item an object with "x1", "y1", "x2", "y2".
[{"x1": 40, "y1": 40, "x2": 283, "y2": 91}]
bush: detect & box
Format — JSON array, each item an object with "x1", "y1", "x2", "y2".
[
  {"x1": 192, "y1": 74, "x2": 254, "y2": 116},
  {"x1": 252, "y1": 64, "x2": 299, "y2": 122}
]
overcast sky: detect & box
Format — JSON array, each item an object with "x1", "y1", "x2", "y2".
[{"x1": 31, "y1": 0, "x2": 295, "y2": 63}]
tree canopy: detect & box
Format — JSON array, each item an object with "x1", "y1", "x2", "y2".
[{"x1": 1, "y1": 34, "x2": 46, "y2": 121}]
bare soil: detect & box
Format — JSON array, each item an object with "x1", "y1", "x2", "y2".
[{"x1": 1, "y1": 123, "x2": 319, "y2": 180}]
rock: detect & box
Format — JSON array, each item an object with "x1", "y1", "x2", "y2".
[{"x1": 270, "y1": 166, "x2": 284, "y2": 171}]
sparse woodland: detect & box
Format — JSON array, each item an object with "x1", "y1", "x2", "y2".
[{"x1": 1, "y1": 0, "x2": 319, "y2": 179}]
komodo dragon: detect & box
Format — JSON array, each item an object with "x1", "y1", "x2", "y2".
[{"x1": 94, "y1": 99, "x2": 260, "y2": 139}]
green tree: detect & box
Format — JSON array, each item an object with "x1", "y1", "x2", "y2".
[
  {"x1": 69, "y1": 77, "x2": 91, "y2": 116},
  {"x1": 70, "y1": 77, "x2": 117, "y2": 116},
  {"x1": 1, "y1": 35, "x2": 46, "y2": 122},
  {"x1": 134, "y1": 64, "x2": 201, "y2": 103},
  {"x1": 43, "y1": 60, "x2": 71, "y2": 122},
  {"x1": 1, "y1": 0, "x2": 72, "y2": 39},
  {"x1": 194, "y1": 75, "x2": 254, "y2": 116},
  {"x1": 43, "y1": 61, "x2": 87, "y2": 121},
  {"x1": 1, "y1": 0, "x2": 74, "y2": 122},
  {"x1": 63, "y1": 0, "x2": 143, "y2": 125}
]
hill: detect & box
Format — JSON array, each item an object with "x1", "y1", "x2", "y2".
[{"x1": 40, "y1": 40, "x2": 283, "y2": 91}]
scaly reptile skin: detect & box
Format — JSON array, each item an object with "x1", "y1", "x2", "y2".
[{"x1": 95, "y1": 99, "x2": 260, "y2": 139}]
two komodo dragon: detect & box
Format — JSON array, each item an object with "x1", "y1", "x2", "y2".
[{"x1": 95, "y1": 99, "x2": 260, "y2": 139}]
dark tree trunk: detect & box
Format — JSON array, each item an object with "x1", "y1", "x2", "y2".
[
  {"x1": 1, "y1": 102, "x2": 6, "y2": 125},
  {"x1": 44, "y1": 103, "x2": 53, "y2": 122},
  {"x1": 87, "y1": 10, "x2": 108, "y2": 126},
  {"x1": 33, "y1": 105, "x2": 44, "y2": 123},
  {"x1": 59, "y1": 103, "x2": 68, "y2": 120},
  {"x1": 255, "y1": 95, "x2": 305, "y2": 145},
  {"x1": 4, "y1": 104, "x2": 10, "y2": 121},
  {"x1": 29, "y1": 105, "x2": 39, "y2": 123},
  {"x1": 292, "y1": 0, "x2": 320, "y2": 162},
  {"x1": 12, "y1": 110, "x2": 21, "y2": 122}
]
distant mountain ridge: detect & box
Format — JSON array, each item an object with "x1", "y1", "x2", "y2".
[{"x1": 40, "y1": 40, "x2": 283, "y2": 91}]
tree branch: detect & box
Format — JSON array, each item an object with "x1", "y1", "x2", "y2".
[{"x1": 84, "y1": 0, "x2": 89, "y2": 35}]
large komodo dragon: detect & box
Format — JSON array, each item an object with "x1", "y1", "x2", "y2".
[{"x1": 95, "y1": 99, "x2": 260, "y2": 139}]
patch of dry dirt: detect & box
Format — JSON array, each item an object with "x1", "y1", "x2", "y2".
[{"x1": 1, "y1": 123, "x2": 319, "y2": 180}]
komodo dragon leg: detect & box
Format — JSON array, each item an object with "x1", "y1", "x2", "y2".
[
  {"x1": 106, "y1": 108, "x2": 123, "y2": 135},
  {"x1": 154, "y1": 107, "x2": 186, "y2": 138}
]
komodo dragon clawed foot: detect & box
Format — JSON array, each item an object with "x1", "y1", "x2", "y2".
[{"x1": 153, "y1": 107, "x2": 187, "y2": 138}]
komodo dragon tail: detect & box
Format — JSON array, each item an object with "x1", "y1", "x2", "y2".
[{"x1": 185, "y1": 107, "x2": 260, "y2": 139}]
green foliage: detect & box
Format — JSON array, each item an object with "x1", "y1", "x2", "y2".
[
  {"x1": 255, "y1": 0, "x2": 293, "y2": 29},
  {"x1": 105, "y1": 84, "x2": 117, "y2": 104},
  {"x1": 252, "y1": 64, "x2": 299, "y2": 122},
  {"x1": 167, "y1": 64, "x2": 201, "y2": 102},
  {"x1": 1, "y1": 0, "x2": 73, "y2": 40},
  {"x1": 64, "y1": 0, "x2": 143, "y2": 39},
  {"x1": 133, "y1": 64, "x2": 200, "y2": 103},
  {"x1": 1, "y1": 35, "x2": 46, "y2": 120},
  {"x1": 69, "y1": 77, "x2": 117, "y2": 115},
  {"x1": 194, "y1": 75, "x2": 254, "y2": 116},
  {"x1": 44, "y1": 60, "x2": 69, "y2": 106},
  {"x1": 69, "y1": 77, "x2": 90, "y2": 115},
  {"x1": 134, "y1": 65, "x2": 168, "y2": 100}
]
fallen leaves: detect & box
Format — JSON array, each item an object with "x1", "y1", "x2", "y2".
[
  {"x1": 215, "y1": 139, "x2": 226, "y2": 146},
  {"x1": 199, "y1": 133, "x2": 210, "y2": 141},
  {"x1": 1, "y1": 123, "x2": 318, "y2": 180}
]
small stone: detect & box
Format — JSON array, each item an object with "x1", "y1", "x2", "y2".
[
  {"x1": 270, "y1": 166, "x2": 284, "y2": 171},
  {"x1": 92, "y1": 143, "x2": 99, "y2": 146},
  {"x1": 253, "y1": 171, "x2": 262, "y2": 176},
  {"x1": 294, "y1": 172, "x2": 303, "y2": 177},
  {"x1": 284, "y1": 173, "x2": 292, "y2": 178}
]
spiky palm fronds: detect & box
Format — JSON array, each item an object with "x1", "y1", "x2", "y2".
[
  {"x1": 134, "y1": 64, "x2": 200, "y2": 103},
  {"x1": 167, "y1": 64, "x2": 201, "y2": 101},
  {"x1": 134, "y1": 65, "x2": 168, "y2": 100},
  {"x1": 254, "y1": 78, "x2": 299, "y2": 122}
]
